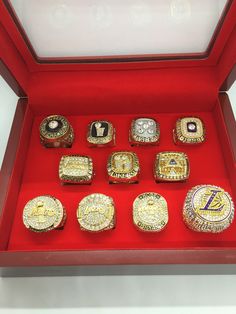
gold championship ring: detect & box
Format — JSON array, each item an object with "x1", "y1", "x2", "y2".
[
  {"x1": 173, "y1": 117, "x2": 205, "y2": 145},
  {"x1": 154, "y1": 151, "x2": 189, "y2": 182},
  {"x1": 183, "y1": 185, "x2": 234, "y2": 233},
  {"x1": 87, "y1": 120, "x2": 115, "y2": 147},
  {"x1": 40, "y1": 115, "x2": 74, "y2": 148},
  {"x1": 23, "y1": 195, "x2": 66, "y2": 232},
  {"x1": 77, "y1": 193, "x2": 116, "y2": 232},
  {"x1": 107, "y1": 151, "x2": 140, "y2": 184},
  {"x1": 129, "y1": 117, "x2": 160, "y2": 146},
  {"x1": 59, "y1": 155, "x2": 94, "y2": 184},
  {"x1": 133, "y1": 192, "x2": 168, "y2": 232}
]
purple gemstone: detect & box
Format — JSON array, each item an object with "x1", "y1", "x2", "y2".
[{"x1": 169, "y1": 159, "x2": 177, "y2": 165}]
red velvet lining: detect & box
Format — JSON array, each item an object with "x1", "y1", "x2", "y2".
[
  {"x1": 27, "y1": 68, "x2": 218, "y2": 115},
  {"x1": 6, "y1": 102, "x2": 236, "y2": 252}
]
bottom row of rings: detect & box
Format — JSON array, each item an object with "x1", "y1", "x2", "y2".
[{"x1": 23, "y1": 184, "x2": 234, "y2": 234}]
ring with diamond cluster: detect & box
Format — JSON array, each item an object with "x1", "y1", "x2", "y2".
[
  {"x1": 87, "y1": 120, "x2": 115, "y2": 147},
  {"x1": 133, "y1": 192, "x2": 168, "y2": 232},
  {"x1": 173, "y1": 117, "x2": 205, "y2": 145},
  {"x1": 154, "y1": 151, "x2": 190, "y2": 182},
  {"x1": 107, "y1": 151, "x2": 140, "y2": 184},
  {"x1": 183, "y1": 185, "x2": 234, "y2": 233},
  {"x1": 77, "y1": 193, "x2": 116, "y2": 232},
  {"x1": 129, "y1": 117, "x2": 160, "y2": 146},
  {"x1": 23, "y1": 195, "x2": 66, "y2": 232},
  {"x1": 59, "y1": 155, "x2": 94, "y2": 184},
  {"x1": 40, "y1": 115, "x2": 74, "y2": 148}
]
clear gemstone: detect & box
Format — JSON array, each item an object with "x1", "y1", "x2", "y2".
[
  {"x1": 187, "y1": 122, "x2": 197, "y2": 132},
  {"x1": 48, "y1": 120, "x2": 59, "y2": 129}
]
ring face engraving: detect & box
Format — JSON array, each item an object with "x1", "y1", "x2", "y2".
[
  {"x1": 59, "y1": 155, "x2": 94, "y2": 184},
  {"x1": 77, "y1": 193, "x2": 115, "y2": 232},
  {"x1": 154, "y1": 151, "x2": 189, "y2": 182},
  {"x1": 40, "y1": 115, "x2": 74, "y2": 148},
  {"x1": 133, "y1": 192, "x2": 168, "y2": 232},
  {"x1": 107, "y1": 151, "x2": 140, "y2": 183},
  {"x1": 130, "y1": 118, "x2": 160, "y2": 145},
  {"x1": 87, "y1": 120, "x2": 115, "y2": 146},
  {"x1": 174, "y1": 117, "x2": 205, "y2": 144},
  {"x1": 23, "y1": 195, "x2": 66, "y2": 232},
  {"x1": 183, "y1": 185, "x2": 234, "y2": 233}
]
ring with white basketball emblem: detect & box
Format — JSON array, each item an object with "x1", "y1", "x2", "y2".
[{"x1": 40, "y1": 115, "x2": 74, "y2": 148}]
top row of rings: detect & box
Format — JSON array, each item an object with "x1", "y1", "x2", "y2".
[{"x1": 39, "y1": 115, "x2": 206, "y2": 148}]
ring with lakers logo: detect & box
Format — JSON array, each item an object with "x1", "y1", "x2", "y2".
[
  {"x1": 154, "y1": 151, "x2": 189, "y2": 182},
  {"x1": 77, "y1": 193, "x2": 116, "y2": 232},
  {"x1": 107, "y1": 151, "x2": 140, "y2": 184},
  {"x1": 59, "y1": 155, "x2": 94, "y2": 184},
  {"x1": 133, "y1": 192, "x2": 168, "y2": 232},
  {"x1": 23, "y1": 195, "x2": 66, "y2": 232},
  {"x1": 183, "y1": 185, "x2": 234, "y2": 233}
]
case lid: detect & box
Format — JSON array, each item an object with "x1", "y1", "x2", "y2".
[
  {"x1": 0, "y1": 0, "x2": 236, "y2": 94},
  {"x1": 4, "y1": 0, "x2": 231, "y2": 62}
]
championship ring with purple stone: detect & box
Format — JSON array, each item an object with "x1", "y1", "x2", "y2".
[
  {"x1": 173, "y1": 117, "x2": 205, "y2": 145},
  {"x1": 154, "y1": 151, "x2": 189, "y2": 182}
]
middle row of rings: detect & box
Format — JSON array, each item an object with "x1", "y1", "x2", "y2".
[{"x1": 59, "y1": 151, "x2": 189, "y2": 184}]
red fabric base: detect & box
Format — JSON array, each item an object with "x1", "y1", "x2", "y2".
[{"x1": 6, "y1": 104, "x2": 236, "y2": 252}]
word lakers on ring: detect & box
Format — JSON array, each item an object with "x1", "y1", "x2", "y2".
[
  {"x1": 107, "y1": 151, "x2": 140, "y2": 184},
  {"x1": 59, "y1": 155, "x2": 94, "y2": 184},
  {"x1": 23, "y1": 195, "x2": 66, "y2": 232},
  {"x1": 183, "y1": 185, "x2": 234, "y2": 233},
  {"x1": 133, "y1": 192, "x2": 168, "y2": 232},
  {"x1": 77, "y1": 193, "x2": 116, "y2": 232}
]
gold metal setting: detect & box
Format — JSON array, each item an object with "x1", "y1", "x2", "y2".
[
  {"x1": 23, "y1": 195, "x2": 66, "y2": 232},
  {"x1": 107, "y1": 151, "x2": 140, "y2": 184},
  {"x1": 77, "y1": 193, "x2": 116, "y2": 232},
  {"x1": 183, "y1": 185, "x2": 234, "y2": 233},
  {"x1": 129, "y1": 118, "x2": 160, "y2": 146},
  {"x1": 174, "y1": 117, "x2": 205, "y2": 145},
  {"x1": 40, "y1": 115, "x2": 74, "y2": 148},
  {"x1": 133, "y1": 192, "x2": 168, "y2": 232},
  {"x1": 87, "y1": 120, "x2": 115, "y2": 147},
  {"x1": 154, "y1": 151, "x2": 189, "y2": 182},
  {"x1": 59, "y1": 155, "x2": 94, "y2": 184}
]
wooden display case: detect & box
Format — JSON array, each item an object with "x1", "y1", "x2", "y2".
[{"x1": 0, "y1": 0, "x2": 236, "y2": 274}]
